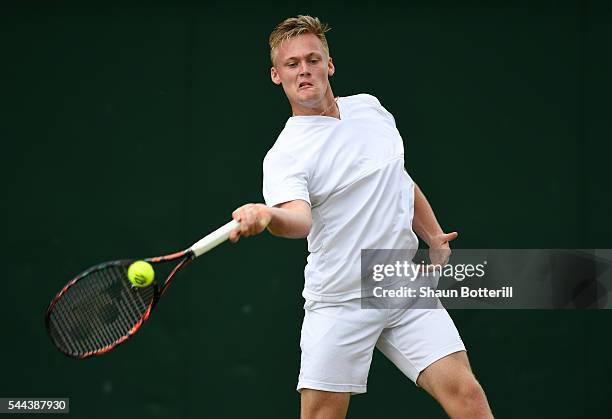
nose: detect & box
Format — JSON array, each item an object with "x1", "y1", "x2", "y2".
[{"x1": 299, "y1": 61, "x2": 310, "y2": 76}]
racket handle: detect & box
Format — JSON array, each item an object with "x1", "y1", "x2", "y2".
[{"x1": 189, "y1": 219, "x2": 240, "y2": 258}]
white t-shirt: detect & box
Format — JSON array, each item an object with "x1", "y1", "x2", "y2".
[{"x1": 263, "y1": 94, "x2": 419, "y2": 302}]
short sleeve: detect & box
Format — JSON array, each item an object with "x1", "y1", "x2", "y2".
[
  {"x1": 262, "y1": 149, "x2": 310, "y2": 207},
  {"x1": 367, "y1": 94, "x2": 397, "y2": 125}
]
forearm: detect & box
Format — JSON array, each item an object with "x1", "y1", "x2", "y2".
[
  {"x1": 267, "y1": 201, "x2": 312, "y2": 239},
  {"x1": 412, "y1": 184, "x2": 445, "y2": 247},
  {"x1": 230, "y1": 200, "x2": 311, "y2": 243}
]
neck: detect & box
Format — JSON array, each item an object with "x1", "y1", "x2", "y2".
[{"x1": 291, "y1": 86, "x2": 340, "y2": 119}]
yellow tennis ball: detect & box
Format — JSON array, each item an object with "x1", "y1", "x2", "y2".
[{"x1": 127, "y1": 260, "x2": 155, "y2": 287}]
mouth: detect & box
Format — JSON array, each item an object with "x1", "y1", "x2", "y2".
[{"x1": 298, "y1": 82, "x2": 314, "y2": 90}]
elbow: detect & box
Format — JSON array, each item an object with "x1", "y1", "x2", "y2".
[
  {"x1": 267, "y1": 218, "x2": 311, "y2": 239},
  {"x1": 267, "y1": 200, "x2": 312, "y2": 239},
  {"x1": 296, "y1": 212, "x2": 312, "y2": 238},
  {"x1": 297, "y1": 220, "x2": 311, "y2": 239}
]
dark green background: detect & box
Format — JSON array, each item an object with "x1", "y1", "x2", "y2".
[{"x1": 2, "y1": 1, "x2": 611, "y2": 417}]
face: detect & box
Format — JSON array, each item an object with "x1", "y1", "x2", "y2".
[{"x1": 270, "y1": 33, "x2": 335, "y2": 109}]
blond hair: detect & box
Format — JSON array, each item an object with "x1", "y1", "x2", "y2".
[{"x1": 269, "y1": 15, "x2": 331, "y2": 65}]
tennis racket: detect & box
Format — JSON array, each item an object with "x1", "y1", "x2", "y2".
[{"x1": 45, "y1": 219, "x2": 239, "y2": 359}]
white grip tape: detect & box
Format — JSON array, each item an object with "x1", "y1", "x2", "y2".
[{"x1": 189, "y1": 219, "x2": 240, "y2": 258}]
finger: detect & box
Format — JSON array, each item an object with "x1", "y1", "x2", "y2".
[
  {"x1": 253, "y1": 207, "x2": 263, "y2": 234},
  {"x1": 434, "y1": 256, "x2": 450, "y2": 266},
  {"x1": 233, "y1": 207, "x2": 245, "y2": 225},
  {"x1": 229, "y1": 210, "x2": 243, "y2": 242},
  {"x1": 253, "y1": 206, "x2": 268, "y2": 232},
  {"x1": 232, "y1": 206, "x2": 245, "y2": 221},
  {"x1": 249, "y1": 207, "x2": 260, "y2": 235},
  {"x1": 443, "y1": 231, "x2": 459, "y2": 243},
  {"x1": 229, "y1": 229, "x2": 241, "y2": 243},
  {"x1": 432, "y1": 259, "x2": 449, "y2": 267},
  {"x1": 430, "y1": 263, "x2": 445, "y2": 275},
  {"x1": 242, "y1": 208, "x2": 256, "y2": 236}
]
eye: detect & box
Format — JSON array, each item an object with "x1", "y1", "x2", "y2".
[
  {"x1": 309, "y1": 59, "x2": 319, "y2": 64},
  {"x1": 287, "y1": 62, "x2": 298, "y2": 68}
]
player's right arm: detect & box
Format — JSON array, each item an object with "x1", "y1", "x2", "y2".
[{"x1": 229, "y1": 200, "x2": 311, "y2": 242}]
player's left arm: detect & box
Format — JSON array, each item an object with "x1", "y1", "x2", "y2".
[{"x1": 412, "y1": 183, "x2": 458, "y2": 265}]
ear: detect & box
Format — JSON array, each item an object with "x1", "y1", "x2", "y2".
[
  {"x1": 328, "y1": 56, "x2": 335, "y2": 77},
  {"x1": 271, "y1": 67, "x2": 282, "y2": 85}
]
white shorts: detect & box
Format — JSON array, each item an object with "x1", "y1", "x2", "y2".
[{"x1": 297, "y1": 298, "x2": 466, "y2": 394}]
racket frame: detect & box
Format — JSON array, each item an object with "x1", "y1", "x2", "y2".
[{"x1": 45, "y1": 219, "x2": 239, "y2": 359}]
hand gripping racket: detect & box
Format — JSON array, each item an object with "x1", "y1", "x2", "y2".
[{"x1": 45, "y1": 219, "x2": 239, "y2": 359}]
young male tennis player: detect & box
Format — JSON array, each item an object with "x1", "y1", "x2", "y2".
[{"x1": 229, "y1": 15, "x2": 493, "y2": 419}]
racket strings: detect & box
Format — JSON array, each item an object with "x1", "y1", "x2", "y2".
[
  {"x1": 47, "y1": 263, "x2": 155, "y2": 357},
  {"x1": 51, "y1": 273, "x2": 116, "y2": 355},
  {"x1": 52, "y1": 275, "x2": 113, "y2": 354}
]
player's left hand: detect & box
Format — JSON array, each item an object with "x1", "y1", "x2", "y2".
[{"x1": 428, "y1": 232, "x2": 458, "y2": 267}]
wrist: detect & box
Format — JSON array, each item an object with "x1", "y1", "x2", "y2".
[{"x1": 264, "y1": 205, "x2": 276, "y2": 224}]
